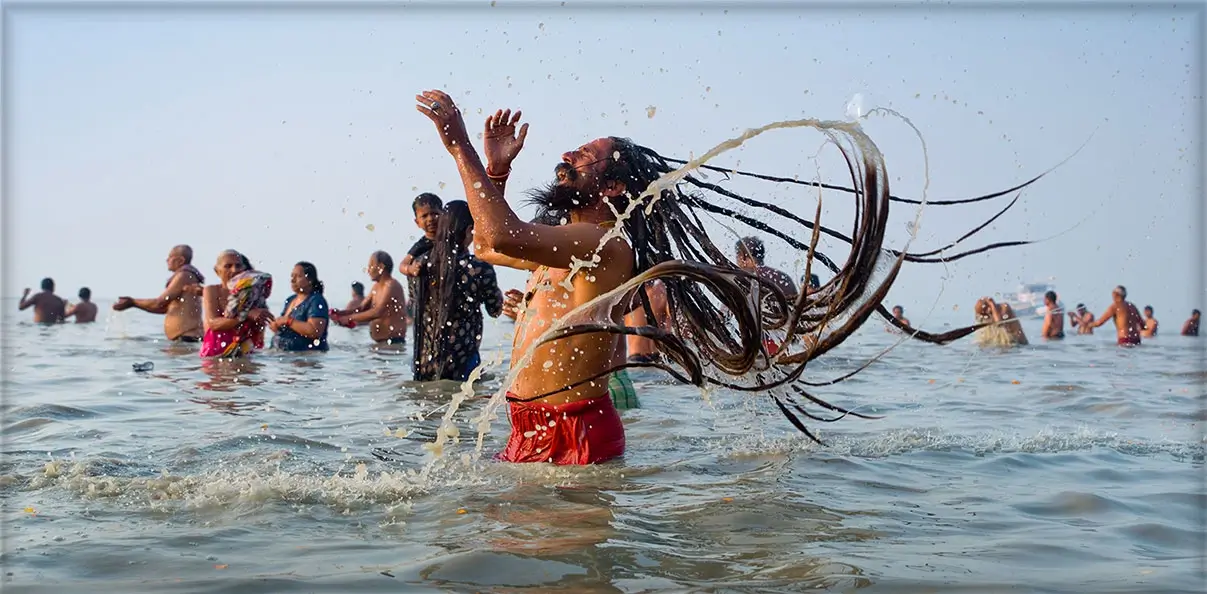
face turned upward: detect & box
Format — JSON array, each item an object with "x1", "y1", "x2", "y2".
[
  {"x1": 415, "y1": 205, "x2": 441, "y2": 240},
  {"x1": 541, "y1": 137, "x2": 627, "y2": 211}
]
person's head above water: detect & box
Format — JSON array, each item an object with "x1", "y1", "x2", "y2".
[
  {"x1": 1112, "y1": 285, "x2": 1127, "y2": 302},
  {"x1": 413, "y1": 193, "x2": 443, "y2": 240},
  {"x1": 734, "y1": 237, "x2": 766, "y2": 271},
  {"x1": 368, "y1": 251, "x2": 393, "y2": 281},
  {"x1": 40, "y1": 278, "x2": 54, "y2": 293},
  {"x1": 215, "y1": 250, "x2": 252, "y2": 283},
  {"x1": 1143, "y1": 305, "x2": 1153, "y2": 316},
  {"x1": 168, "y1": 245, "x2": 194, "y2": 272},
  {"x1": 1044, "y1": 290, "x2": 1058, "y2": 306},
  {"x1": 78, "y1": 287, "x2": 91, "y2": 301},
  {"x1": 892, "y1": 305, "x2": 904, "y2": 317},
  {"x1": 436, "y1": 200, "x2": 475, "y2": 252},
  {"x1": 351, "y1": 281, "x2": 365, "y2": 298},
  {"x1": 292, "y1": 261, "x2": 324, "y2": 295},
  {"x1": 1193, "y1": 309, "x2": 1202, "y2": 319}
]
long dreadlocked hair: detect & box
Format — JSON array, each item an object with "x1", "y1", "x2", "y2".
[{"x1": 525, "y1": 130, "x2": 1054, "y2": 444}]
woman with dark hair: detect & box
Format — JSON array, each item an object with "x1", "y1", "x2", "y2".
[
  {"x1": 270, "y1": 261, "x2": 330, "y2": 352},
  {"x1": 413, "y1": 200, "x2": 504, "y2": 381},
  {"x1": 200, "y1": 250, "x2": 274, "y2": 358}
]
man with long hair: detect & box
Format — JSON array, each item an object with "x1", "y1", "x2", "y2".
[{"x1": 416, "y1": 89, "x2": 1049, "y2": 463}]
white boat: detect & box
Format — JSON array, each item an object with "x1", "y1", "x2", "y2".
[{"x1": 1005, "y1": 281, "x2": 1061, "y2": 318}]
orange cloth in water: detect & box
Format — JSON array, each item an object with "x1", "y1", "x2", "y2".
[{"x1": 498, "y1": 394, "x2": 625, "y2": 465}]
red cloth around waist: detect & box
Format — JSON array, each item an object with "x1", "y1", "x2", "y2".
[{"x1": 497, "y1": 394, "x2": 625, "y2": 465}]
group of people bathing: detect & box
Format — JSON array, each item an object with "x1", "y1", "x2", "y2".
[
  {"x1": 952, "y1": 287, "x2": 1201, "y2": 347},
  {"x1": 17, "y1": 89, "x2": 1204, "y2": 467}
]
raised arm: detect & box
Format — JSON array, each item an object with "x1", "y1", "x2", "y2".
[
  {"x1": 475, "y1": 244, "x2": 542, "y2": 272},
  {"x1": 18, "y1": 289, "x2": 33, "y2": 310},
  {"x1": 125, "y1": 271, "x2": 192, "y2": 314},
  {"x1": 342, "y1": 285, "x2": 402, "y2": 324},
  {"x1": 416, "y1": 90, "x2": 620, "y2": 270}
]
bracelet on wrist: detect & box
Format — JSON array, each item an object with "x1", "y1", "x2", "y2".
[{"x1": 486, "y1": 167, "x2": 511, "y2": 180}]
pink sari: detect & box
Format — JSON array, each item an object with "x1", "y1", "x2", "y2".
[{"x1": 200, "y1": 270, "x2": 273, "y2": 358}]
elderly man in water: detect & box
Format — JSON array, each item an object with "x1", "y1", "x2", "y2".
[
  {"x1": 1088, "y1": 285, "x2": 1144, "y2": 346},
  {"x1": 19, "y1": 278, "x2": 67, "y2": 324},
  {"x1": 331, "y1": 251, "x2": 409, "y2": 345},
  {"x1": 113, "y1": 244, "x2": 206, "y2": 342}
]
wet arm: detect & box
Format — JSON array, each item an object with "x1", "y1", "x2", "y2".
[
  {"x1": 18, "y1": 295, "x2": 34, "y2": 310},
  {"x1": 1090, "y1": 305, "x2": 1116, "y2": 328},
  {"x1": 447, "y1": 144, "x2": 615, "y2": 268},
  {"x1": 475, "y1": 244, "x2": 542, "y2": 272},
  {"x1": 283, "y1": 315, "x2": 328, "y2": 340},
  {"x1": 203, "y1": 286, "x2": 241, "y2": 331},
  {"x1": 1041, "y1": 314, "x2": 1052, "y2": 336},
  {"x1": 133, "y1": 273, "x2": 190, "y2": 314},
  {"x1": 343, "y1": 293, "x2": 391, "y2": 324}
]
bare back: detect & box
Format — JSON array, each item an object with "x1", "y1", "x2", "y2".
[
  {"x1": 510, "y1": 244, "x2": 633, "y2": 405},
  {"x1": 68, "y1": 302, "x2": 99, "y2": 323},
  {"x1": 22, "y1": 292, "x2": 66, "y2": 324},
  {"x1": 367, "y1": 277, "x2": 408, "y2": 342}
]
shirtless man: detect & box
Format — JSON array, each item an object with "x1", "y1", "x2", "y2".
[
  {"x1": 18, "y1": 278, "x2": 66, "y2": 324},
  {"x1": 1140, "y1": 305, "x2": 1159, "y2": 338},
  {"x1": 891, "y1": 305, "x2": 911, "y2": 327},
  {"x1": 331, "y1": 251, "x2": 408, "y2": 345},
  {"x1": 112, "y1": 245, "x2": 205, "y2": 342},
  {"x1": 64, "y1": 287, "x2": 98, "y2": 323},
  {"x1": 1040, "y1": 290, "x2": 1065, "y2": 339},
  {"x1": 1182, "y1": 309, "x2": 1200, "y2": 336},
  {"x1": 1069, "y1": 303, "x2": 1094, "y2": 335},
  {"x1": 418, "y1": 90, "x2": 637, "y2": 465},
  {"x1": 1087, "y1": 285, "x2": 1144, "y2": 346},
  {"x1": 974, "y1": 297, "x2": 1029, "y2": 345}
]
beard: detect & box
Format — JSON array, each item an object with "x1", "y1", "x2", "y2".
[{"x1": 524, "y1": 162, "x2": 601, "y2": 225}]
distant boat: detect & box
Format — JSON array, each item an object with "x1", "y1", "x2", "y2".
[{"x1": 1005, "y1": 281, "x2": 1061, "y2": 317}]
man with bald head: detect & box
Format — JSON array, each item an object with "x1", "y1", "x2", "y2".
[{"x1": 113, "y1": 244, "x2": 206, "y2": 342}]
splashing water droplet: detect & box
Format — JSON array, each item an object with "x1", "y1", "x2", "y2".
[
  {"x1": 365, "y1": 224, "x2": 375, "y2": 232},
  {"x1": 646, "y1": 105, "x2": 657, "y2": 119},
  {"x1": 844, "y1": 92, "x2": 876, "y2": 121}
]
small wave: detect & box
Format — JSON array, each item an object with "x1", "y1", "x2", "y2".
[{"x1": 7, "y1": 403, "x2": 99, "y2": 421}]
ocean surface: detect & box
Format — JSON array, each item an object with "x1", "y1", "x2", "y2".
[{"x1": 1, "y1": 299, "x2": 1203, "y2": 593}]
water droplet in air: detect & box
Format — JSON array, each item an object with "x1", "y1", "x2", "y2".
[
  {"x1": 365, "y1": 224, "x2": 375, "y2": 232},
  {"x1": 646, "y1": 106, "x2": 657, "y2": 118},
  {"x1": 844, "y1": 92, "x2": 876, "y2": 121}
]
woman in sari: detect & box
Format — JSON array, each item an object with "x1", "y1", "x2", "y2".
[
  {"x1": 413, "y1": 200, "x2": 504, "y2": 381},
  {"x1": 269, "y1": 261, "x2": 330, "y2": 352},
  {"x1": 200, "y1": 250, "x2": 274, "y2": 358}
]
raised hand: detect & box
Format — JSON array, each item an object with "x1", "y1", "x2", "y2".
[
  {"x1": 483, "y1": 109, "x2": 529, "y2": 176},
  {"x1": 113, "y1": 296, "x2": 135, "y2": 311},
  {"x1": 415, "y1": 89, "x2": 470, "y2": 154}
]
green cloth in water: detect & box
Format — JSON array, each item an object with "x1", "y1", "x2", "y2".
[{"x1": 608, "y1": 368, "x2": 641, "y2": 410}]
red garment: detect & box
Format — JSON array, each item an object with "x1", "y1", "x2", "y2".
[
  {"x1": 1118, "y1": 334, "x2": 1141, "y2": 346},
  {"x1": 763, "y1": 338, "x2": 780, "y2": 356},
  {"x1": 497, "y1": 394, "x2": 625, "y2": 465}
]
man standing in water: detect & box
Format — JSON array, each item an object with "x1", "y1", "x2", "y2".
[
  {"x1": 331, "y1": 251, "x2": 408, "y2": 345},
  {"x1": 113, "y1": 245, "x2": 205, "y2": 342},
  {"x1": 890, "y1": 305, "x2": 911, "y2": 327},
  {"x1": 417, "y1": 90, "x2": 634, "y2": 465},
  {"x1": 1140, "y1": 305, "x2": 1159, "y2": 338},
  {"x1": 1040, "y1": 290, "x2": 1065, "y2": 339},
  {"x1": 19, "y1": 278, "x2": 66, "y2": 323},
  {"x1": 64, "y1": 287, "x2": 98, "y2": 323},
  {"x1": 1182, "y1": 309, "x2": 1200, "y2": 336},
  {"x1": 1087, "y1": 285, "x2": 1144, "y2": 346},
  {"x1": 1069, "y1": 303, "x2": 1094, "y2": 335}
]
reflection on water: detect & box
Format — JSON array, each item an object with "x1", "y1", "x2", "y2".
[{"x1": 1, "y1": 307, "x2": 1203, "y2": 593}]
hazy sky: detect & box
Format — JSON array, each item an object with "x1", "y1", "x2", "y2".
[{"x1": 5, "y1": 2, "x2": 1203, "y2": 325}]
